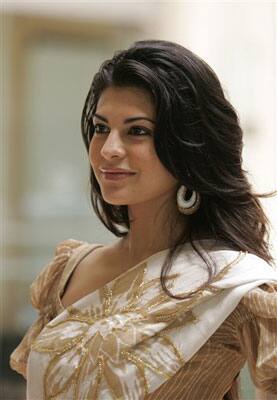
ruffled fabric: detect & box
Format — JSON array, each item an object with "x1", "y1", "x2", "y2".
[
  {"x1": 9, "y1": 239, "x2": 85, "y2": 379},
  {"x1": 239, "y1": 283, "x2": 277, "y2": 395}
]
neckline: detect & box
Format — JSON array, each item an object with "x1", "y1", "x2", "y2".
[
  {"x1": 57, "y1": 238, "x2": 228, "y2": 312},
  {"x1": 57, "y1": 242, "x2": 174, "y2": 312}
]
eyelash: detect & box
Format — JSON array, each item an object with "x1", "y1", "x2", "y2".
[{"x1": 93, "y1": 123, "x2": 152, "y2": 136}]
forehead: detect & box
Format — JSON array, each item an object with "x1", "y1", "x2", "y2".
[{"x1": 96, "y1": 86, "x2": 155, "y2": 118}]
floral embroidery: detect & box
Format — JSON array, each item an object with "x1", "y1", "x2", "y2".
[
  {"x1": 31, "y1": 262, "x2": 184, "y2": 400},
  {"x1": 31, "y1": 250, "x2": 246, "y2": 400}
]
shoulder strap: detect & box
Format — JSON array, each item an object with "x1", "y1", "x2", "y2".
[{"x1": 55, "y1": 242, "x2": 104, "y2": 313}]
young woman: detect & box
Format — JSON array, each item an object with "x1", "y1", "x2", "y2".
[{"x1": 10, "y1": 40, "x2": 277, "y2": 400}]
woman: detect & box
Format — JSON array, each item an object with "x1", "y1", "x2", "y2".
[{"x1": 10, "y1": 40, "x2": 277, "y2": 399}]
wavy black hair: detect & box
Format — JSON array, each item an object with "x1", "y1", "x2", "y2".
[{"x1": 81, "y1": 39, "x2": 275, "y2": 301}]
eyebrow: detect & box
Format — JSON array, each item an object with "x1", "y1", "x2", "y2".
[{"x1": 93, "y1": 113, "x2": 155, "y2": 124}]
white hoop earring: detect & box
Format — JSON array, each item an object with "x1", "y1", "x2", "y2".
[{"x1": 177, "y1": 185, "x2": 201, "y2": 215}]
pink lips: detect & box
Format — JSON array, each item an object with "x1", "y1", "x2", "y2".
[{"x1": 99, "y1": 168, "x2": 136, "y2": 181}]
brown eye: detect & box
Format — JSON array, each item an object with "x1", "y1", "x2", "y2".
[
  {"x1": 94, "y1": 123, "x2": 110, "y2": 134},
  {"x1": 129, "y1": 126, "x2": 151, "y2": 136}
]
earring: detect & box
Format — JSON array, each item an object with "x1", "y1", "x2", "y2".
[{"x1": 177, "y1": 185, "x2": 201, "y2": 215}]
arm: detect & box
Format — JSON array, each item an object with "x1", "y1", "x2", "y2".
[
  {"x1": 238, "y1": 284, "x2": 277, "y2": 398},
  {"x1": 9, "y1": 238, "x2": 85, "y2": 378}
]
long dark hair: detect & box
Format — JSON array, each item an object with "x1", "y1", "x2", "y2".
[{"x1": 81, "y1": 39, "x2": 276, "y2": 300}]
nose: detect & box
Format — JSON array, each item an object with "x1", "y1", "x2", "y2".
[{"x1": 100, "y1": 130, "x2": 126, "y2": 160}]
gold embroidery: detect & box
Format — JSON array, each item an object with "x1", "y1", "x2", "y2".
[
  {"x1": 34, "y1": 262, "x2": 179, "y2": 399},
  {"x1": 156, "y1": 334, "x2": 185, "y2": 365},
  {"x1": 102, "y1": 285, "x2": 113, "y2": 317},
  {"x1": 32, "y1": 330, "x2": 87, "y2": 355},
  {"x1": 73, "y1": 344, "x2": 88, "y2": 400},
  {"x1": 149, "y1": 253, "x2": 246, "y2": 324},
  {"x1": 140, "y1": 274, "x2": 179, "y2": 294},
  {"x1": 43, "y1": 347, "x2": 78, "y2": 399},
  {"x1": 160, "y1": 310, "x2": 199, "y2": 339},
  {"x1": 149, "y1": 292, "x2": 204, "y2": 323},
  {"x1": 209, "y1": 251, "x2": 246, "y2": 284},
  {"x1": 95, "y1": 356, "x2": 104, "y2": 398},
  {"x1": 123, "y1": 350, "x2": 172, "y2": 380},
  {"x1": 121, "y1": 351, "x2": 149, "y2": 396},
  {"x1": 174, "y1": 251, "x2": 246, "y2": 297},
  {"x1": 31, "y1": 249, "x2": 247, "y2": 399}
]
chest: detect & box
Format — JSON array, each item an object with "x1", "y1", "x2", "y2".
[{"x1": 60, "y1": 247, "x2": 132, "y2": 308}]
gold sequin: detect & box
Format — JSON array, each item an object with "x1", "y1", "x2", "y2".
[
  {"x1": 30, "y1": 249, "x2": 247, "y2": 399},
  {"x1": 121, "y1": 350, "x2": 149, "y2": 396},
  {"x1": 103, "y1": 285, "x2": 113, "y2": 317}
]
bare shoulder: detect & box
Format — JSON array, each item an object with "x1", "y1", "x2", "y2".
[{"x1": 61, "y1": 241, "x2": 125, "y2": 308}]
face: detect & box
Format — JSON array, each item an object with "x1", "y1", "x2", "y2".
[{"x1": 89, "y1": 85, "x2": 178, "y2": 207}]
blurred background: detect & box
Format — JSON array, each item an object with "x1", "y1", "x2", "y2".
[{"x1": 1, "y1": 1, "x2": 276, "y2": 399}]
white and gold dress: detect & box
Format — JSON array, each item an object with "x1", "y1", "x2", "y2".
[{"x1": 10, "y1": 239, "x2": 277, "y2": 399}]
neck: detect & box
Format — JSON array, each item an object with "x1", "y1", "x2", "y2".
[{"x1": 117, "y1": 194, "x2": 187, "y2": 265}]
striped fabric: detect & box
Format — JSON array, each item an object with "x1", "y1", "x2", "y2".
[{"x1": 146, "y1": 284, "x2": 277, "y2": 399}]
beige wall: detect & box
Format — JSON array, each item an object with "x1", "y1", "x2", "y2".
[{"x1": 154, "y1": 1, "x2": 277, "y2": 260}]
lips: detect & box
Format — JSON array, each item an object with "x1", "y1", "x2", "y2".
[
  {"x1": 105, "y1": 172, "x2": 134, "y2": 175},
  {"x1": 100, "y1": 168, "x2": 136, "y2": 174},
  {"x1": 101, "y1": 171, "x2": 136, "y2": 181}
]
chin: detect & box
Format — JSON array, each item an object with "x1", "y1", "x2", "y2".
[{"x1": 101, "y1": 195, "x2": 128, "y2": 206}]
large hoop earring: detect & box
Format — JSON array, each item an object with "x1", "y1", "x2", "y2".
[{"x1": 177, "y1": 185, "x2": 201, "y2": 215}]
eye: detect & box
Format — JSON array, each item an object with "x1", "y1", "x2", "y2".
[
  {"x1": 93, "y1": 123, "x2": 110, "y2": 134},
  {"x1": 92, "y1": 123, "x2": 152, "y2": 136},
  {"x1": 129, "y1": 126, "x2": 152, "y2": 136}
]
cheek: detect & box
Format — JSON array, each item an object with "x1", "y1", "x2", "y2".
[
  {"x1": 137, "y1": 146, "x2": 178, "y2": 187},
  {"x1": 89, "y1": 137, "x2": 101, "y2": 168}
]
